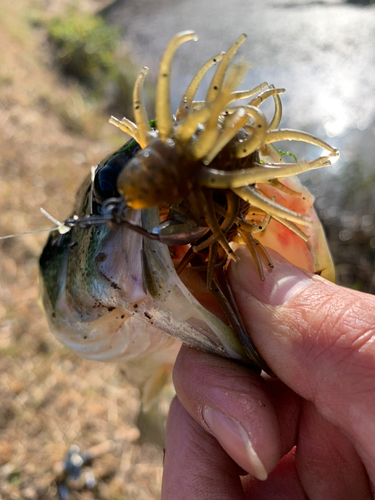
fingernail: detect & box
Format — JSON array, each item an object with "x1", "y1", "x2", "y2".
[
  {"x1": 231, "y1": 247, "x2": 313, "y2": 306},
  {"x1": 202, "y1": 406, "x2": 268, "y2": 480}
]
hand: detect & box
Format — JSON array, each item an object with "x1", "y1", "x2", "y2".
[{"x1": 162, "y1": 248, "x2": 375, "y2": 499}]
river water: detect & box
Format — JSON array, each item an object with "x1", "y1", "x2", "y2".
[{"x1": 102, "y1": 0, "x2": 375, "y2": 291}]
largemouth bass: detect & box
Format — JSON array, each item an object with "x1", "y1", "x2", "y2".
[{"x1": 39, "y1": 31, "x2": 337, "y2": 402}]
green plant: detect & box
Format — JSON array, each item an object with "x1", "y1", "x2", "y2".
[
  {"x1": 46, "y1": 7, "x2": 120, "y2": 89},
  {"x1": 45, "y1": 7, "x2": 144, "y2": 119}
]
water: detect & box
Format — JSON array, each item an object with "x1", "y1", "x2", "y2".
[{"x1": 102, "y1": 0, "x2": 375, "y2": 291}]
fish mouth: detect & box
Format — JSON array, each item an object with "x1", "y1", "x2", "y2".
[{"x1": 39, "y1": 205, "x2": 249, "y2": 365}]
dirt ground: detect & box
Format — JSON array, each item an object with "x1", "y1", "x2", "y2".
[{"x1": 0, "y1": 1, "x2": 164, "y2": 498}]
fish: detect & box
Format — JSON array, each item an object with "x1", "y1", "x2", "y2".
[{"x1": 39, "y1": 31, "x2": 337, "y2": 405}]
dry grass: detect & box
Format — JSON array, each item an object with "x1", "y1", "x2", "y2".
[{"x1": 0, "y1": 1, "x2": 163, "y2": 498}]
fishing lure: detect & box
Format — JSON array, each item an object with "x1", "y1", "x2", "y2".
[{"x1": 39, "y1": 31, "x2": 337, "y2": 395}]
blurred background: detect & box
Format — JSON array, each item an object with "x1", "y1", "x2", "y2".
[{"x1": 0, "y1": 0, "x2": 374, "y2": 498}]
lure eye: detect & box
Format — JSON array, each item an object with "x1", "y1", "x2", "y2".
[{"x1": 93, "y1": 140, "x2": 141, "y2": 204}]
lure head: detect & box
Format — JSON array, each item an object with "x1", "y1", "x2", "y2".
[{"x1": 116, "y1": 138, "x2": 198, "y2": 210}]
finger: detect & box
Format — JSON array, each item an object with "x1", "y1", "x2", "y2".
[
  {"x1": 172, "y1": 349, "x2": 371, "y2": 498},
  {"x1": 242, "y1": 448, "x2": 307, "y2": 500},
  {"x1": 296, "y1": 400, "x2": 371, "y2": 500},
  {"x1": 229, "y1": 247, "x2": 375, "y2": 478},
  {"x1": 173, "y1": 346, "x2": 300, "y2": 479},
  {"x1": 162, "y1": 396, "x2": 246, "y2": 500}
]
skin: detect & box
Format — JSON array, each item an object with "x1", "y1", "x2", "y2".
[{"x1": 162, "y1": 248, "x2": 375, "y2": 499}]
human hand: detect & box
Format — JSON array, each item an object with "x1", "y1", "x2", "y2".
[{"x1": 162, "y1": 247, "x2": 375, "y2": 499}]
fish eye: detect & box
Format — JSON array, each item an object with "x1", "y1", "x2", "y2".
[
  {"x1": 93, "y1": 139, "x2": 141, "y2": 205},
  {"x1": 93, "y1": 158, "x2": 122, "y2": 202}
]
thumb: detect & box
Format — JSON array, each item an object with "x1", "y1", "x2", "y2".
[{"x1": 229, "y1": 246, "x2": 375, "y2": 474}]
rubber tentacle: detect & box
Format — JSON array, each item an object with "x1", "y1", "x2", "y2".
[
  {"x1": 213, "y1": 201, "x2": 271, "y2": 234},
  {"x1": 265, "y1": 179, "x2": 302, "y2": 197},
  {"x1": 211, "y1": 268, "x2": 272, "y2": 373},
  {"x1": 203, "y1": 108, "x2": 250, "y2": 165},
  {"x1": 271, "y1": 215, "x2": 309, "y2": 242},
  {"x1": 238, "y1": 229, "x2": 265, "y2": 281},
  {"x1": 253, "y1": 238, "x2": 274, "y2": 269},
  {"x1": 248, "y1": 87, "x2": 285, "y2": 108},
  {"x1": 206, "y1": 242, "x2": 219, "y2": 290},
  {"x1": 265, "y1": 129, "x2": 340, "y2": 157},
  {"x1": 233, "y1": 106, "x2": 268, "y2": 159},
  {"x1": 133, "y1": 67, "x2": 151, "y2": 148},
  {"x1": 176, "y1": 52, "x2": 224, "y2": 121},
  {"x1": 237, "y1": 210, "x2": 272, "y2": 234},
  {"x1": 198, "y1": 155, "x2": 332, "y2": 189},
  {"x1": 226, "y1": 82, "x2": 270, "y2": 105},
  {"x1": 267, "y1": 84, "x2": 283, "y2": 130},
  {"x1": 192, "y1": 61, "x2": 249, "y2": 159},
  {"x1": 175, "y1": 106, "x2": 212, "y2": 142},
  {"x1": 175, "y1": 246, "x2": 195, "y2": 275},
  {"x1": 156, "y1": 31, "x2": 198, "y2": 141},
  {"x1": 109, "y1": 116, "x2": 139, "y2": 142},
  {"x1": 194, "y1": 191, "x2": 240, "y2": 252},
  {"x1": 233, "y1": 185, "x2": 313, "y2": 227},
  {"x1": 194, "y1": 190, "x2": 238, "y2": 260},
  {"x1": 206, "y1": 34, "x2": 247, "y2": 104}
]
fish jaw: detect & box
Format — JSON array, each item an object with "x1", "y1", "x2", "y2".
[{"x1": 39, "y1": 201, "x2": 249, "y2": 365}]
